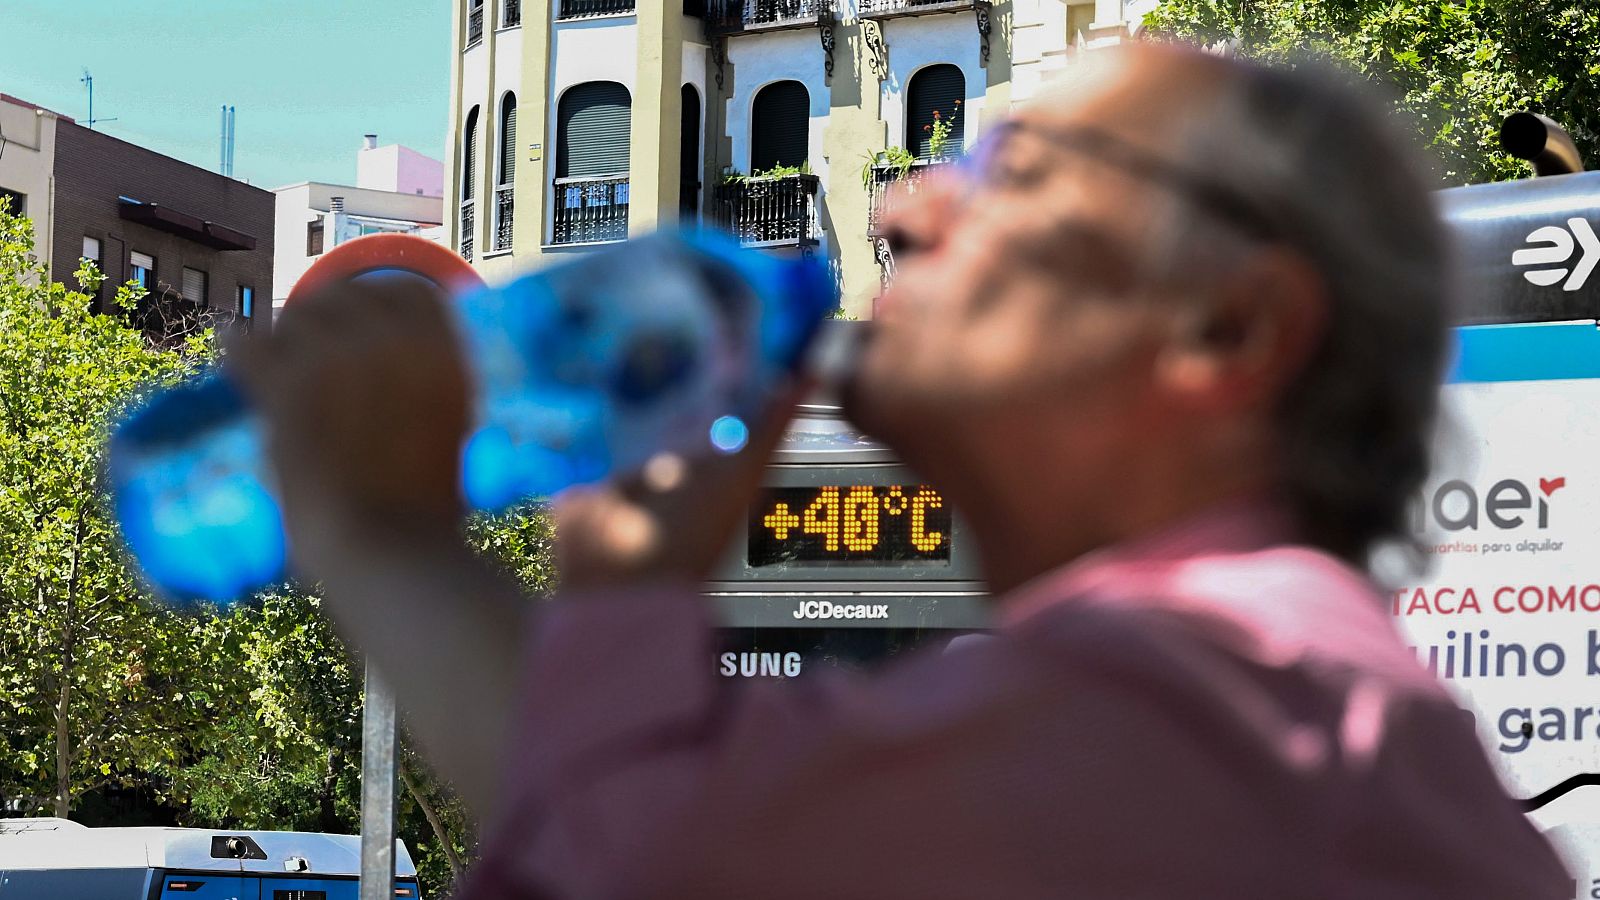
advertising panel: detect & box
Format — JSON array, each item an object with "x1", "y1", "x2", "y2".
[{"x1": 1396, "y1": 322, "x2": 1600, "y2": 888}]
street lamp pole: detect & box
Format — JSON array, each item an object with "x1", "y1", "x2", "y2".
[{"x1": 360, "y1": 664, "x2": 398, "y2": 900}]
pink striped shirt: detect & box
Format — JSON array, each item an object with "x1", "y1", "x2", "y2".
[{"x1": 465, "y1": 503, "x2": 1571, "y2": 899}]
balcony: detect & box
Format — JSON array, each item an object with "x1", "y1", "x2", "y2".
[
  {"x1": 552, "y1": 175, "x2": 630, "y2": 245},
  {"x1": 557, "y1": 0, "x2": 635, "y2": 19},
  {"x1": 713, "y1": 173, "x2": 821, "y2": 249},
  {"x1": 866, "y1": 158, "x2": 951, "y2": 236},
  {"x1": 493, "y1": 187, "x2": 514, "y2": 251},
  {"x1": 466, "y1": 4, "x2": 484, "y2": 46},
  {"x1": 503, "y1": 0, "x2": 521, "y2": 27},
  {"x1": 706, "y1": 0, "x2": 831, "y2": 34},
  {"x1": 460, "y1": 201, "x2": 475, "y2": 262},
  {"x1": 859, "y1": 0, "x2": 982, "y2": 18}
]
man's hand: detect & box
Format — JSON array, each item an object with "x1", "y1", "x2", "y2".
[
  {"x1": 555, "y1": 384, "x2": 806, "y2": 591},
  {"x1": 230, "y1": 275, "x2": 471, "y2": 578}
]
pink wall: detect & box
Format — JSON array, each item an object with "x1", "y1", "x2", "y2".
[{"x1": 357, "y1": 144, "x2": 444, "y2": 198}]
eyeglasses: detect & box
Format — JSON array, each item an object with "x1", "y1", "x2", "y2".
[{"x1": 955, "y1": 120, "x2": 1286, "y2": 244}]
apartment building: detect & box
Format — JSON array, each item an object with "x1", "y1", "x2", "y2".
[
  {"x1": 273, "y1": 135, "x2": 447, "y2": 313},
  {"x1": 445, "y1": 0, "x2": 1152, "y2": 317},
  {"x1": 0, "y1": 93, "x2": 274, "y2": 329}
]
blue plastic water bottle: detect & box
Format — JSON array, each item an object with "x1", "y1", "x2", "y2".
[{"x1": 109, "y1": 231, "x2": 837, "y2": 606}]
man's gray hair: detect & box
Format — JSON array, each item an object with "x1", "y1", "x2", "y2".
[{"x1": 1161, "y1": 57, "x2": 1451, "y2": 561}]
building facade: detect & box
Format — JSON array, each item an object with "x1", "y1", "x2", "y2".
[
  {"x1": 0, "y1": 93, "x2": 275, "y2": 330},
  {"x1": 273, "y1": 137, "x2": 446, "y2": 312},
  {"x1": 0, "y1": 94, "x2": 61, "y2": 267},
  {"x1": 444, "y1": 0, "x2": 1153, "y2": 317}
]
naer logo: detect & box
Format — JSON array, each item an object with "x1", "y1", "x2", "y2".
[
  {"x1": 793, "y1": 600, "x2": 890, "y2": 620},
  {"x1": 1413, "y1": 476, "x2": 1567, "y2": 532},
  {"x1": 1513, "y1": 218, "x2": 1600, "y2": 291}
]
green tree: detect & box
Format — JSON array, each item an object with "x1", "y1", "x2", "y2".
[
  {"x1": 0, "y1": 199, "x2": 222, "y2": 817},
  {"x1": 1143, "y1": 0, "x2": 1600, "y2": 184}
]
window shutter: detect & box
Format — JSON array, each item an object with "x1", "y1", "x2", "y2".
[
  {"x1": 82, "y1": 236, "x2": 100, "y2": 262},
  {"x1": 182, "y1": 267, "x2": 207, "y2": 305},
  {"x1": 558, "y1": 82, "x2": 632, "y2": 178},
  {"x1": 463, "y1": 107, "x2": 480, "y2": 200},
  {"x1": 750, "y1": 81, "x2": 809, "y2": 172},
  {"x1": 131, "y1": 251, "x2": 154, "y2": 270},
  {"x1": 499, "y1": 96, "x2": 517, "y2": 185},
  {"x1": 908, "y1": 65, "x2": 966, "y2": 159}
]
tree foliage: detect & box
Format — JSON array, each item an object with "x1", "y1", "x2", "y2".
[
  {"x1": 0, "y1": 198, "x2": 218, "y2": 818},
  {"x1": 1143, "y1": 0, "x2": 1600, "y2": 185}
]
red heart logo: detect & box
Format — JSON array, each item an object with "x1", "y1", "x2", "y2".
[{"x1": 1540, "y1": 477, "x2": 1567, "y2": 496}]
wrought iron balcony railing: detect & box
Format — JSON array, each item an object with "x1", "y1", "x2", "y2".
[
  {"x1": 460, "y1": 201, "x2": 475, "y2": 262},
  {"x1": 713, "y1": 173, "x2": 821, "y2": 248},
  {"x1": 493, "y1": 187, "x2": 515, "y2": 251},
  {"x1": 552, "y1": 175, "x2": 630, "y2": 245},
  {"x1": 557, "y1": 0, "x2": 636, "y2": 19},
  {"x1": 706, "y1": 0, "x2": 831, "y2": 33},
  {"x1": 866, "y1": 158, "x2": 951, "y2": 236},
  {"x1": 859, "y1": 0, "x2": 978, "y2": 17},
  {"x1": 467, "y1": 5, "x2": 484, "y2": 46},
  {"x1": 504, "y1": 0, "x2": 521, "y2": 27}
]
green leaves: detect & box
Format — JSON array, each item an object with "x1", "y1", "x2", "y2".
[
  {"x1": 0, "y1": 201, "x2": 214, "y2": 817},
  {"x1": 1144, "y1": 0, "x2": 1600, "y2": 186}
]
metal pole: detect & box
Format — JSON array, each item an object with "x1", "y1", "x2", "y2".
[{"x1": 360, "y1": 664, "x2": 397, "y2": 900}]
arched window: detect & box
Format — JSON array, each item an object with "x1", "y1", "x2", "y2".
[
  {"x1": 498, "y1": 92, "x2": 518, "y2": 186},
  {"x1": 750, "y1": 80, "x2": 809, "y2": 173},
  {"x1": 557, "y1": 81, "x2": 632, "y2": 178},
  {"x1": 907, "y1": 64, "x2": 965, "y2": 159},
  {"x1": 494, "y1": 94, "x2": 518, "y2": 251},
  {"x1": 680, "y1": 83, "x2": 701, "y2": 220},
  {"x1": 462, "y1": 105, "x2": 480, "y2": 201}
]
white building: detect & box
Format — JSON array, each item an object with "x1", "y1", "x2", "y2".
[
  {"x1": 272, "y1": 136, "x2": 446, "y2": 311},
  {"x1": 0, "y1": 93, "x2": 63, "y2": 269},
  {"x1": 444, "y1": 0, "x2": 1156, "y2": 315}
]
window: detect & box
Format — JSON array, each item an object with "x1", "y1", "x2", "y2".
[
  {"x1": 463, "y1": 106, "x2": 480, "y2": 201},
  {"x1": 556, "y1": 82, "x2": 632, "y2": 178},
  {"x1": 130, "y1": 251, "x2": 154, "y2": 289},
  {"x1": 467, "y1": 0, "x2": 484, "y2": 45},
  {"x1": 238, "y1": 284, "x2": 255, "y2": 319},
  {"x1": 750, "y1": 80, "x2": 809, "y2": 172},
  {"x1": 504, "y1": 0, "x2": 521, "y2": 27},
  {"x1": 307, "y1": 219, "x2": 325, "y2": 256},
  {"x1": 82, "y1": 236, "x2": 101, "y2": 264},
  {"x1": 182, "y1": 267, "x2": 208, "y2": 305},
  {"x1": 0, "y1": 188, "x2": 23, "y2": 216},
  {"x1": 680, "y1": 83, "x2": 702, "y2": 221},
  {"x1": 907, "y1": 64, "x2": 965, "y2": 159},
  {"x1": 498, "y1": 93, "x2": 518, "y2": 186}
]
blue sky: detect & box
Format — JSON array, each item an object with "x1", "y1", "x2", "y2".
[{"x1": 4, "y1": 0, "x2": 453, "y2": 190}]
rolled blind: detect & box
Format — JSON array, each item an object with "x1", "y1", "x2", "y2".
[
  {"x1": 908, "y1": 64, "x2": 965, "y2": 159},
  {"x1": 499, "y1": 95, "x2": 517, "y2": 185},
  {"x1": 750, "y1": 81, "x2": 809, "y2": 172},
  {"x1": 463, "y1": 106, "x2": 480, "y2": 200},
  {"x1": 182, "y1": 267, "x2": 207, "y2": 304},
  {"x1": 558, "y1": 82, "x2": 632, "y2": 178}
]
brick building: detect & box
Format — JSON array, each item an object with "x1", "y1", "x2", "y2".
[{"x1": 0, "y1": 93, "x2": 274, "y2": 330}]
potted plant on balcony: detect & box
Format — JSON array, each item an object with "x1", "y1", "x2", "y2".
[
  {"x1": 722, "y1": 161, "x2": 812, "y2": 184},
  {"x1": 859, "y1": 146, "x2": 915, "y2": 189},
  {"x1": 925, "y1": 100, "x2": 961, "y2": 161}
]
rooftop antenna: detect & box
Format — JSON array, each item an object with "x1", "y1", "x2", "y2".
[{"x1": 80, "y1": 70, "x2": 118, "y2": 129}]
